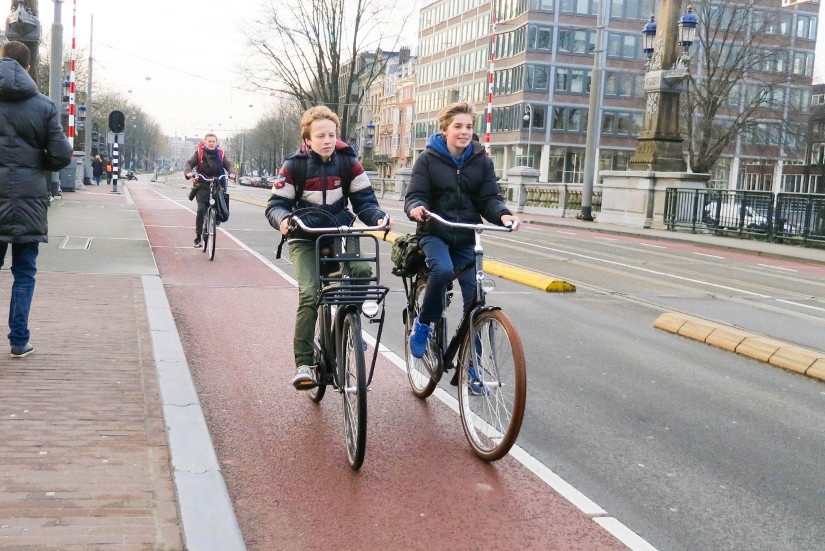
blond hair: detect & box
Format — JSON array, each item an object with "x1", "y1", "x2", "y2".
[
  {"x1": 437, "y1": 101, "x2": 476, "y2": 132},
  {"x1": 203, "y1": 132, "x2": 218, "y2": 142},
  {"x1": 300, "y1": 106, "x2": 340, "y2": 140}
]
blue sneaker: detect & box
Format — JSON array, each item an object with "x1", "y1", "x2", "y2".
[
  {"x1": 467, "y1": 365, "x2": 491, "y2": 396},
  {"x1": 409, "y1": 317, "x2": 432, "y2": 359}
]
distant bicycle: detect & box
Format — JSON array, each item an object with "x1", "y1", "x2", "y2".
[
  {"x1": 188, "y1": 171, "x2": 227, "y2": 261},
  {"x1": 289, "y1": 208, "x2": 390, "y2": 470},
  {"x1": 400, "y1": 211, "x2": 526, "y2": 461}
]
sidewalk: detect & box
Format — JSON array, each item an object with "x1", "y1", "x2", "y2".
[{"x1": 0, "y1": 184, "x2": 241, "y2": 549}]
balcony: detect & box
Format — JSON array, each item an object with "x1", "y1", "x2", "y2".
[{"x1": 373, "y1": 154, "x2": 392, "y2": 165}]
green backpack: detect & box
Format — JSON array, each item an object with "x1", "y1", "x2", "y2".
[{"x1": 391, "y1": 233, "x2": 425, "y2": 277}]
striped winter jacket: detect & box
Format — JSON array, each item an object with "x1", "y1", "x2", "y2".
[{"x1": 264, "y1": 140, "x2": 384, "y2": 240}]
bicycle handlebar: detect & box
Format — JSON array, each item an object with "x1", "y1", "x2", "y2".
[
  {"x1": 189, "y1": 170, "x2": 228, "y2": 183},
  {"x1": 424, "y1": 211, "x2": 519, "y2": 232},
  {"x1": 291, "y1": 215, "x2": 391, "y2": 234}
]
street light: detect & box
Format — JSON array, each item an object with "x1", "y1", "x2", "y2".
[
  {"x1": 627, "y1": 3, "x2": 699, "y2": 172},
  {"x1": 522, "y1": 104, "x2": 533, "y2": 167}
]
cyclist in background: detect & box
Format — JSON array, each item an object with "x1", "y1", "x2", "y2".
[
  {"x1": 405, "y1": 101, "x2": 520, "y2": 359},
  {"x1": 184, "y1": 132, "x2": 235, "y2": 248},
  {"x1": 265, "y1": 105, "x2": 392, "y2": 389}
]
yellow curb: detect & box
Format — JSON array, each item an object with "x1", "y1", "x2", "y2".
[
  {"x1": 705, "y1": 326, "x2": 750, "y2": 351},
  {"x1": 653, "y1": 312, "x2": 825, "y2": 383},
  {"x1": 736, "y1": 336, "x2": 784, "y2": 363},
  {"x1": 769, "y1": 347, "x2": 819, "y2": 375},
  {"x1": 652, "y1": 312, "x2": 689, "y2": 333},
  {"x1": 371, "y1": 232, "x2": 576, "y2": 293},
  {"x1": 807, "y1": 359, "x2": 825, "y2": 381}
]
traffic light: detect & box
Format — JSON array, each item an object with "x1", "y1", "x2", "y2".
[{"x1": 108, "y1": 110, "x2": 125, "y2": 133}]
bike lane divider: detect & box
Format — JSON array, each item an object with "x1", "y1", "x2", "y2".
[
  {"x1": 130, "y1": 182, "x2": 647, "y2": 550},
  {"x1": 371, "y1": 231, "x2": 576, "y2": 292}
]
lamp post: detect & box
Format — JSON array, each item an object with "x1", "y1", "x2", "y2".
[
  {"x1": 628, "y1": 4, "x2": 698, "y2": 172},
  {"x1": 522, "y1": 104, "x2": 533, "y2": 167},
  {"x1": 365, "y1": 121, "x2": 376, "y2": 162}
]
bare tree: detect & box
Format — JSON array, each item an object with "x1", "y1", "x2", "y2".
[
  {"x1": 684, "y1": 0, "x2": 809, "y2": 175},
  {"x1": 241, "y1": 0, "x2": 412, "y2": 139}
]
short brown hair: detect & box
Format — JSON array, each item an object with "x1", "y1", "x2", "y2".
[
  {"x1": 437, "y1": 101, "x2": 475, "y2": 132},
  {"x1": 300, "y1": 106, "x2": 340, "y2": 140},
  {"x1": 0, "y1": 41, "x2": 30, "y2": 68},
  {"x1": 203, "y1": 132, "x2": 218, "y2": 142}
]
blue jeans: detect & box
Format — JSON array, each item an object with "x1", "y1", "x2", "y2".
[
  {"x1": 0, "y1": 242, "x2": 38, "y2": 348},
  {"x1": 418, "y1": 236, "x2": 475, "y2": 325}
]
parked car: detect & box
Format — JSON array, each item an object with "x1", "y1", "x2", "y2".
[{"x1": 704, "y1": 201, "x2": 770, "y2": 231}]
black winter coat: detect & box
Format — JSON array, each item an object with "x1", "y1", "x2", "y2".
[
  {"x1": 405, "y1": 140, "x2": 511, "y2": 246},
  {"x1": 0, "y1": 57, "x2": 72, "y2": 244}
]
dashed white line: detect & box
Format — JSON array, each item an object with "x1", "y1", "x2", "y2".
[
  {"x1": 639, "y1": 243, "x2": 667, "y2": 249},
  {"x1": 594, "y1": 236, "x2": 617, "y2": 241},
  {"x1": 692, "y1": 252, "x2": 725, "y2": 259},
  {"x1": 757, "y1": 264, "x2": 797, "y2": 272}
]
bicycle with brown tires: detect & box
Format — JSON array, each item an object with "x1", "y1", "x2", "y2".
[{"x1": 400, "y1": 212, "x2": 527, "y2": 461}]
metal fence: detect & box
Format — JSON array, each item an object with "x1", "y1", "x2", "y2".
[{"x1": 664, "y1": 188, "x2": 825, "y2": 245}]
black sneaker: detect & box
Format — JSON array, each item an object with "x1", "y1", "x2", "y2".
[
  {"x1": 10, "y1": 343, "x2": 33, "y2": 358},
  {"x1": 193, "y1": 237, "x2": 201, "y2": 248}
]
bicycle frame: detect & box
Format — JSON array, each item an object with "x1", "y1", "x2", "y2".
[
  {"x1": 409, "y1": 212, "x2": 515, "y2": 371},
  {"x1": 291, "y1": 216, "x2": 391, "y2": 387}
]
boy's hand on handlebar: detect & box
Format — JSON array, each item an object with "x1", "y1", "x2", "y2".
[
  {"x1": 279, "y1": 217, "x2": 291, "y2": 236},
  {"x1": 185, "y1": 172, "x2": 193, "y2": 180},
  {"x1": 501, "y1": 214, "x2": 521, "y2": 231},
  {"x1": 409, "y1": 206, "x2": 429, "y2": 223}
]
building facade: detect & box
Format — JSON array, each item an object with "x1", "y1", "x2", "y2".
[{"x1": 410, "y1": 0, "x2": 818, "y2": 193}]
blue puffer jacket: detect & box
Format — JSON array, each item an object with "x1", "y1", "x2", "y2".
[
  {"x1": 0, "y1": 58, "x2": 72, "y2": 243},
  {"x1": 264, "y1": 140, "x2": 385, "y2": 240},
  {"x1": 405, "y1": 134, "x2": 511, "y2": 246}
]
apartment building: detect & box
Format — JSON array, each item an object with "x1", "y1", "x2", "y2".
[{"x1": 412, "y1": 0, "x2": 818, "y2": 192}]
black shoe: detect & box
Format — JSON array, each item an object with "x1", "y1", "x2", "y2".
[{"x1": 193, "y1": 238, "x2": 201, "y2": 248}]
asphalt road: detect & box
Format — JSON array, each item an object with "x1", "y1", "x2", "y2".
[{"x1": 152, "y1": 176, "x2": 825, "y2": 551}]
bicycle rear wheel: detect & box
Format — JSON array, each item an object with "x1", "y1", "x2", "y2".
[
  {"x1": 309, "y1": 307, "x2": 328, "y2": 403},
  {"x1": 457, "y1": 309, "x2": 526, "y2": 461},
  {"x1": 405, "y1": 277, "x2": 442, "y2": 398},
  {"x1": 340, "y1": 310, "x2": 367, "y2": 469},
  {"x1": 207, "y1": 207, "x2": 217, "y2": 260}
]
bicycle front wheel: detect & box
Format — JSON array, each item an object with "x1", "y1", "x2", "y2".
[
  {"x1": 405, "y1": 277, "x2": 442, "y2": 398},
  {"x1": 308, "y1": 307, "x2": 329, "y2": 403},
  {"x1": 207, "y1": 207, "x2": 217, "y2": 260},
  {"x1": 340, "y1": 310, "x2": 367, "y2": 470},
  {"x1": 457, "y1": 309, "x2": 526, "y2": 461}
]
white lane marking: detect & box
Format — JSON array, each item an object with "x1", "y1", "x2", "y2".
[
  {"x1": 595, "y1": 517, "x2": 660, "y2": 551},
  {"x1": 692, "y1": 252, "x2": 725, "y2": 259},
  {"x1": 363, "y1": 328, "x2": 656, "y2": 549},
  {"x1": 492, "y1": 235, "x2": 772, "y2": 299},
  {"x1": 210, "y1": 202, "x2": 659, "y2": 551},
  {"x1": 639, "y1": 243, "x2": 667, "y2": 249},
  {"x1": 594, "y1": 236, "x2": 617, "y2": 241},
  {"x1": 776, "y1": 299, "x2": 825, "y2": 312},
  {"x1": 757, "y1": 264, "x2": 797, "y2": 272},
  {"x1": 557, "y1": 230, "x2": 577, "y2": 235}
]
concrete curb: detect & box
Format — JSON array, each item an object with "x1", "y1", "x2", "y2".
[
  {"x1": 142, "y1": 275, "x2": 246, "y2": 551},
  {"x1": 374, "y1": 231, "x2": 576, "y2": 293},
  {"x1": 654, "y1": 312, "x2": 825, "y2": 382}
]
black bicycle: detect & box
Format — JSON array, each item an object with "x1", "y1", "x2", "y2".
[
  {"x1": 189, "y1": 171, "x2": 227, "y2": 261},
  {"x1": 289, "y1": 210, "x2": 390, "y2": 470},
  {"x1": 401, "y1": 212, "x2": 526, "y2": 461}
]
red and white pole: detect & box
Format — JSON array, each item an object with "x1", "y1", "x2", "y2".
[
  {"x1": 67, "y1": 0, "x2": 77, "y2": 148},
  {"x1": 484, "y1": 9, "x2": 496, "y2": 156}
]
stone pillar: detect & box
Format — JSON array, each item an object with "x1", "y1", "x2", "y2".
[
  {"x1": 628, "y1": 0, "x2": 688, "y2": 172},
  {"x1": 394, "y1": 167, "x2": 412, "y2": 201},
  {"x1": 503, "y1": 165, "x2": 540, "y2": 213},
  {"x1": 600, "y1": 170, "x2": 710, "y2": 229}
]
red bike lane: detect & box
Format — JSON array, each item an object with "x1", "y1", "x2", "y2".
[{"x1": 129, "y1": 183, "x2": 633, "y2": 551}]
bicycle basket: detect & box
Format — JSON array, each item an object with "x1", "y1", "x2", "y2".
[{"x1": 390, "y1": 233, "x2": 425, "y2": 277}]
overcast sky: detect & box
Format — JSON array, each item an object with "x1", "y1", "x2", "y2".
[
  {"x1": 36, "y1": 0, "x2": 421, "y2": 139},
  {"x1": 33, "y1": 0, "x2": 825, "y2": 139}
]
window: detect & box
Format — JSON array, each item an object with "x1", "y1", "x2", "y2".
[{"x1": 555, "y1": 67, "x2": 591, "y2": 94}]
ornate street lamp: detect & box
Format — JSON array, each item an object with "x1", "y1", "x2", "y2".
[{"x1": 628, "y1": 4, "x2": 699, "y2": 172}]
